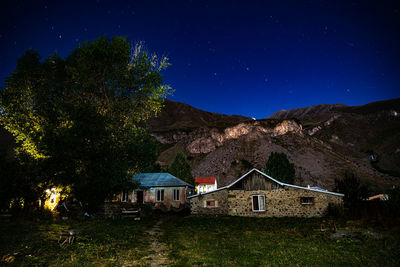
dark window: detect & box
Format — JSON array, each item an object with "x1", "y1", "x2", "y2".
[
  {"x1": 252, "y1": 195, "x2": 265, "y2": 211},
  {"x1": 301, "y1": 197, "x2": 314, "y2": 205},
  {"x1": 173, "y1": 189, "x2": 180, "y2": 201},
  {"x1": 156, "y1": 189, "x2": 164, "y2": 202}
]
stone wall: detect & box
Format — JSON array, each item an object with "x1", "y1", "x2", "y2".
[
  {"x1": 228, "y1": 187, "x2": 342, "y2": 217},
  {"x1": 190, "y1": 189, "x2": 229, "y2": 215},
  {"x1": 190, "y1": 186, "x2": 343, "y2": 217}
]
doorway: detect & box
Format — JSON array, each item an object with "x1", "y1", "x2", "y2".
[{"x1": 137, "y1": 191, "x2": 144, "y2": 204}]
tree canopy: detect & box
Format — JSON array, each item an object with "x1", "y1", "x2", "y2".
[
  {"x1": 0, "y1": 36, "x2": 171, "y2": 211},
  {"x1": 335, "y1": 172, "x2": 369, "y2": 208},
  {"x1": 263, "y1": 152, "x2": 295, "y2": 184},
  {"x1": 168, "y1": 152, "x2": 194, "y2": 185}
]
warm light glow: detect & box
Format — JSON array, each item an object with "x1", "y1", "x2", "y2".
[{"x1": 44, "y1": 187, "x2": 63, "y2": 211}]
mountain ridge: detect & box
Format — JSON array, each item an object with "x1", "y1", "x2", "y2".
[{"x1": 148, "y1": 98, "x2": 400, "y2": 191}]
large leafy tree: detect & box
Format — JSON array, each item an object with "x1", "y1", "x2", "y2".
[
  {"x1": 168, "y1": 152, "x2": 194, "y2": 185},
  {"x1": 263, "y1": 152, "x2": 295, "y2": 184},
  {"x1": 0, "y1": 36, "x2": 171, "y2": 211}
]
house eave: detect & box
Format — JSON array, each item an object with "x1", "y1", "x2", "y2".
[
  {"x1": 187, "y1": 187, "x2": 228, "y2": 199},
  {"x1": 225, "y1": 168, "x2": 344, "y2": 197}
]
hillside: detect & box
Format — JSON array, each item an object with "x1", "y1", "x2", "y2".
[
  {"x1": 1, "y1": 98, "x2": 399, "y2": 191},
  {"x1": 269, "y1": 98, "x2": 400, "y2": 178},
  {"x1": 148, "y1": 99, "x2": 400, "y2": 190}
]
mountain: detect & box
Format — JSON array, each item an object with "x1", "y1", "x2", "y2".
[
  {"x1": 269, "y1": 98, "x2": 400, "y2": 178},
  {"x1": 148, "y1": 98, "x2": 400, "y2": 191},
  {"x1": 1, "y1": 98, "x2": 399, "y2": 191}
]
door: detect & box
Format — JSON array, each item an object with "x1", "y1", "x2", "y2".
[{"x1": 137, "y1": 191, "x2": 144, "y2": 204}]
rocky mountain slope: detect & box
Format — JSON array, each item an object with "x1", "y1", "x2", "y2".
[
  {"x1": 148, "y1": 99, "x2": 400, "y2": 191},
  {"x1": 1, "y1": 98, "x2": 398, "y2": 191}
]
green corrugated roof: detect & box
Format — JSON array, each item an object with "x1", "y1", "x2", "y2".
[{"x1": 133, "y1": 173, "x2": 194, "y2": 189}]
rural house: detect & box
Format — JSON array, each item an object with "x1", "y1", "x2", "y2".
[
  {"x1": 195, "y1": 177, "x2": 217, "y2": 193},
  {"x1": 118, "y1": 173, "x2": 194, "y2": 211},
  {"x1": 189, "y1": 168, "x2": 343, "y2": 217}
]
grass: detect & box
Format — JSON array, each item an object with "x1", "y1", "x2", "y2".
[
  {"x1": 161, "y1": 216, "x2": 400, "y2": 266},
  {"x1": 1, "y1": 215, "x2": 399, "y2": 266},
  {"x1": 0, "y1": 216, "x2": 155, "y2": 266}
]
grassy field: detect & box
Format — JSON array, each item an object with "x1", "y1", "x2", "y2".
[
  {"x1": 1, "y1": 215, "x2": 399, "y2": 266},
  {"x1": 161, "y1": 216, "x2": 400, "y2": 266},
  {"x1": 0, "y1": 216, "x2": 155, "y2": 266}
]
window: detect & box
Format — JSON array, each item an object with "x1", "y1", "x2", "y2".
[
  {"x1": 206, "y1": 200, "x2": 215, "y2": 207},
  {"x1": 173, "y1": 189, "x2": 180, "y2": 201},
  {"x1": 252, "y1": 195, "x2": 265, "y2": 212},
  {"x1": 301, "y1": 197, "x2": 314, "y2": 205},
  {"x1": 156, "y1": 189, "x2": 164, "y2": 202},
  {"x1": 121, "y1": 191, "x2": 128, "y2": 202}
]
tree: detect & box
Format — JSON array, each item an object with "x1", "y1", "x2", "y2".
[
  {"x1": 0, "y1": 36, "x2": 171, "y2": 211},
  {"x1": 335, "y1": 172, "x2": 369, "y2": 209},
  {"x1": 263, "y1": 152, "x2": 295, "y2": 184},
  {"x1": 168, "y1": 152, "x2": 194, "y2": 185}
]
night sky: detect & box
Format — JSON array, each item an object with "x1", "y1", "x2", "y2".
[{"x1": 1, "y1": 0, "x2": 399, "y2": 119}]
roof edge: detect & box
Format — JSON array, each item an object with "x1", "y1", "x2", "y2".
[
  {"x1": 187, "y1": 187, "x2": 228, "y2": 198},
  {"x1": 226, "y1": 168, "x2": 343, "y2": 197}
]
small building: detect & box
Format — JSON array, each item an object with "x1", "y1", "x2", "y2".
[
  {"x1": 195, "y1": 177, "x2": 217, "y2": 193},
  {"x1": 189, "y1": 168, "x2": 343, "y2": 218},
  {"x1": 118, "y1": 173, "x2": 194, "y2": 211}
]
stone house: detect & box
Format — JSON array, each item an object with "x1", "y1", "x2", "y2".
[
  {"x1": 188, "y1": 168, "x2": 343, "y2": 217},
  {"x1": 195, "y1": 177, "x2": 217, "y2": 193},
  {"x1": 118, "y1": 173, "x2": 194, "y2": 211}
]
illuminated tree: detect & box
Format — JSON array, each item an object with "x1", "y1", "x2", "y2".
[{"x1": 0, "y1": 36, "x2": 171, "y2": 211}]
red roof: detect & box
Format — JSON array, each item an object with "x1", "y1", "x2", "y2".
[{"x1": 195, "y1": 177, "x2": 216, "y2": 185}]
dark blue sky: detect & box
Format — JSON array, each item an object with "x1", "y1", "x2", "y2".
[{"x1": 1, "y1": 0, "x2": 399, "y2": 118}]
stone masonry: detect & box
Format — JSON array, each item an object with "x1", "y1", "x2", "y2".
[
  {"x1": 190, "y1": 187, "x2": 342, "y2": 217},
  {"x1": 190, "y1": 189, "x2": 229, "y2": 215}
]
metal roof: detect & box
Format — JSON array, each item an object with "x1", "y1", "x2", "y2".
[
  {"x1": 188, "y1": 168, "x2": 344, "y2": 198},
  {"x1": 195, "y1": 177, "x2": 216, "y2": 185},
  {"x1": 133, "y1": 173, "x2": 194, "y2": 189}
]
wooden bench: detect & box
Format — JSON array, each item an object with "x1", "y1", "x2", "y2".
[{"x1": 121, "y1": 208, "x2": 141, "y2": 220}]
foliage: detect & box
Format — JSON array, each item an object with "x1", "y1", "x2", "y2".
[
  {"x1": 0, "y1": 149, "x2": 18, "y2": 210},
  {"x1": 0, "y1": 149, "x2": 53, "y2": 214},
  {"x1": 386, "y1": 187, "x2": 400, "y2": 218},
  {"x1": 263, "y1": 152, "x2": 295, "y2": 184},
  {"x1": 0, "y1": 36, "x2": 171, "y2": 211},
  {"x1": 168, "y1": 152, "x2": 194, "y2": 185},
  {"x1": 334, "y1": 172, "x2": 369, "y2": 209}
]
